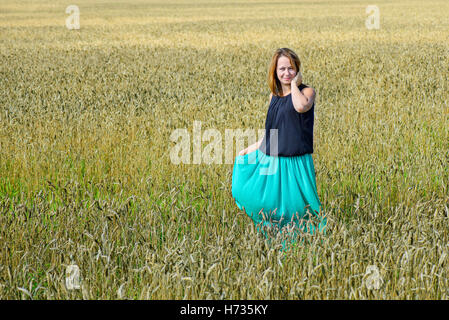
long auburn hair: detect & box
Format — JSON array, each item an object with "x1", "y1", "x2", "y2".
[{"x1": 267, "y1": 48, "x2": 301, "y2": 97}]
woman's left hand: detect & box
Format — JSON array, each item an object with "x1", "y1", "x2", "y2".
[{"x1": 292, "y1": 70, "x2": 303, "y2": 86}]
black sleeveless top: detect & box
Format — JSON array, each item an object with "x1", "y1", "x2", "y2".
[{"x1": 258, "y1": 83, "x2": 314, "y2": 157}]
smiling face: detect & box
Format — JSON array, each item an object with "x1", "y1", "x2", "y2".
[{"x1": 276, "y1": 55, "x2": 297, "y2": 86}]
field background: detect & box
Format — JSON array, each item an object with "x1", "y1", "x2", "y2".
[{"x1": 1, "y1": 0, "x2": 448, "y2": 299}]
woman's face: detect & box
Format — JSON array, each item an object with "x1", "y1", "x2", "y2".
[{"x1": 276, "y1": 55, "x2": 297, "y2": 86}]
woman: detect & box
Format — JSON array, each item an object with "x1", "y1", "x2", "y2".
[{"x1": 231, "y1": 48, "x2": 326, "y2": 244}]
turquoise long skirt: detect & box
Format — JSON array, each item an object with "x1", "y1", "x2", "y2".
[{"x1": 232, "y1": 149, "x2": 326, "y2": 242}]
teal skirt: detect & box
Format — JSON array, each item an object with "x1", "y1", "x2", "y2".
[{"x1": 232, "y1": 149, "x2": 326, "y2": 241}]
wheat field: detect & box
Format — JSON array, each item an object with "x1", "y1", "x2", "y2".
[{"x1": 0, "y1": 0, "x2": 448, "y2": 299}]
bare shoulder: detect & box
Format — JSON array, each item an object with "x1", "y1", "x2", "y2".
[{"x1": 269, "y1": 92, "x2": 273, "y2": 104}]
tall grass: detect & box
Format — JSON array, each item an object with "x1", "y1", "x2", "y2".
[{"x1": 0, "y1": 0, "x2": 448, "y2": 299}]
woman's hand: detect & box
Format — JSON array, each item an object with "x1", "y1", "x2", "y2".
[
  {"x1": 292, "y1": 70, "x2": 303, "y2": 86},
  {"x1": 238, "y1": 138, "x2": 263, "y2": 156}
]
